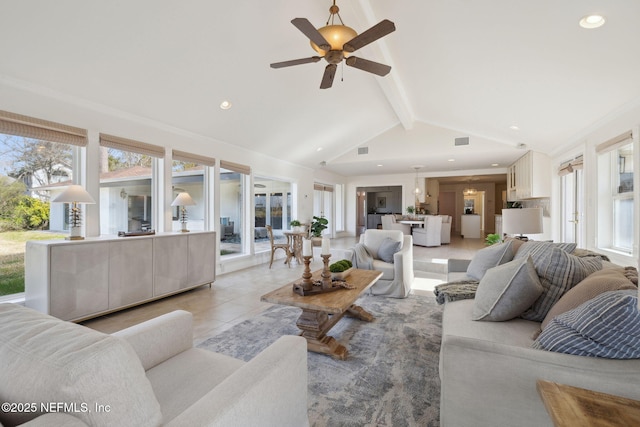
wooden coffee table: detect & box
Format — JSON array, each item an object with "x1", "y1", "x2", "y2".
[{"x1": 260, "y1": 268, "x2": 383, "y2": 360}]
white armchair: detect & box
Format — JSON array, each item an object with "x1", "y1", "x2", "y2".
[
  {"x1": 412, "y1": 215, "x2": 443, "y2": 247},
  {"x1": 381, "y1": 214, "x2": 411, "y2": 235},
  {"x1": 439, "y1": 215, "x2": 452, "y2": 244},
  {"x1": 346, "y1": 229, "x2": 414, "y2": 298},
  {"x1": 0, "y1": 303, "x2": 309, "y2": 427}
]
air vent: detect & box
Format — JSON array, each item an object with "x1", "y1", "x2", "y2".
[
  {"x1": 454, "y1": 137, "x2": 469, "y2": 146},
  {"x1": 358, "y1": 147, "x2": 369, "y2": 155}
]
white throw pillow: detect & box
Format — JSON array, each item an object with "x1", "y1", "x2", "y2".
[
  {"x1": 466, "y1": 240, "x2": 515, "y2": 281},
  {"x1": 472, "y1": 256, "x2": 543, "y2": 321}
]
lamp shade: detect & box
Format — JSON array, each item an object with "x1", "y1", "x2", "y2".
[
  {"x1": 171, "y1": 192, "x2": 196, "y2": 207},
  {"x1": 502, "y1": 208, "x2": 543, "y2": 235},
  {"x1": 52, "y1": 185, "x2": 95, "y2": 204}
]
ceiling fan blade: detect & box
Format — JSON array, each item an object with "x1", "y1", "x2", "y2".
[
  {"x1": 343, "y1": 19, "x2": 396, "y2": 53},
  {"x1": 291, "y1": 18, "x2": 331, "y2": 51},
  {"x1": 320, "y1": 64, "x2": 337, "y2": 89},
  {"x1": 270, "y1": 56, "x2": 322, "y2": 69},
  {"x1": 345, "y1": 56, "x2": 391, "y2": 76}
]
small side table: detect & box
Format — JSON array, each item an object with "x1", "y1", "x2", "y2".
[{"x1": 536, "y1": 379, "x2": 640, "y2": 427}]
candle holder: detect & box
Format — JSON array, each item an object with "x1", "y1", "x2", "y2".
[
  {"x1": 301, "y1": 256, "x2": 313, "y2": 291},
  {"x1": 321, "y1": 254, "x2": 332, "y2": 289}
]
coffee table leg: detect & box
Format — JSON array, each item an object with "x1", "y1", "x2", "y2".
[
  {"x1": 346, "y1": 304, "x2": 375, "y2": 322},
  {"x1": 296, "y1": 309, "x2": 348, "y2": 360}
]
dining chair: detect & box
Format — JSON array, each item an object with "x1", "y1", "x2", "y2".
[{"x1": 266, "y1": 225, "x2": 292, "y2": 268}]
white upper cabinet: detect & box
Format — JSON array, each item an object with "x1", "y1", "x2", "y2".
[{"x1": 507, "y1": 151, "x2": 551, "y2": 200}]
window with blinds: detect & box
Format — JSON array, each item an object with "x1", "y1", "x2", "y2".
[
  {"x1": 0, "y1": 110, "x2": 88, "y2": 298},
  {"x1": 220, "y1": 161, "x2": 250, "y2": 257},
  {"x1": 98, "y1": 134, "x2": 163, "y2": 235},
  {"x1": 171, "y1": 150, "x2": 215, "y2": 232}
]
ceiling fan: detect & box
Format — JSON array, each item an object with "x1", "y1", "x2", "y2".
[{"x1": 270, "y1": 0, "x2": 396, "y2": 89}]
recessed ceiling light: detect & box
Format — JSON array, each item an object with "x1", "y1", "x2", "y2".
[
  {"x1": 491, "y1": 163, "x2": 499, "y2": 167},
  {"x1": 377, "y1": 164, "x2": 383, "y2": 167},
  {"x1": 220, "y1": 100, "x2": 232, "y2": 110},
  {"x1": 579, "y1": 14, "x2": 605, "y2": 29},
  {"x1": 448, "y1": 159, "x2": 455, "y2": 162},
  {"x1": 509, "y1": 125, "x2": 520, "y2": 131},
  {"x1": 316, "y1": 147, "x2": 323, "y2": 152}
]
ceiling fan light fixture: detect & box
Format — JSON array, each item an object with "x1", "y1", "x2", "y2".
[{"x1": 311, "y1": 25, "x2": 358, "y2": 56}]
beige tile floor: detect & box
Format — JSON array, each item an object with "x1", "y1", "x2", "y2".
[{"x1": 82, "y1": 233, "x2": 486, "y2": 345}]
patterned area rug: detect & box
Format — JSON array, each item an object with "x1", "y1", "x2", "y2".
[{"x1": 198, "y1": 293, "x2": 443, "y2": 427}]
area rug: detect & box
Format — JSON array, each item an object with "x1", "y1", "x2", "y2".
[{"x1": 198, "y1": 293, "x2": 443, "y2": 427}]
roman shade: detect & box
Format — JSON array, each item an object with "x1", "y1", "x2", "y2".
[
  {"x1": 314, "y1": 183, "x2": 334, "y2": 192},
  {"x1": 220, "y1": 160, "x2": 250, "y2": 175},
  {"x1": 0, "y1": 110, "x2": 87, "y2": 146},
  {"x1": 172, "y1": 150, "x2": 215, "y2": 167},
  {"x1": 596, "y1": 130, "x2": 633, "y2": 154},
  {"x1": 557, "y1": 155, "x2": 584, "y2": 176},
  {"x1": 99, "y1": 133, "x2": 165, "y2": 157}
]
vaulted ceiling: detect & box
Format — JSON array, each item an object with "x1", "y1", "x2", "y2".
[{"x1": 1, "y1": 1, "x2": 639, "y2": 177}]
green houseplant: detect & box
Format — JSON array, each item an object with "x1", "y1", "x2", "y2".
[
  {"x1": 289, "y1": 219, "x2": 303, "y2": 232},
  {"x1": 485, "y1": 233, "x2": 502, "y2": 246},
  {"x1": 406, "y1": 206, "x2": 415, "y2": 215},
  {"x1": 310, "y1": 216, "x2": 328, "y2": 246}
]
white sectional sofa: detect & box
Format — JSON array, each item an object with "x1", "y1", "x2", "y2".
[
  {"x1": 0, "y1": 304, "x2": 309, "y2": 427},
  {"x1": 438, "y1": 240, "x2": 640, "y2": 426}
]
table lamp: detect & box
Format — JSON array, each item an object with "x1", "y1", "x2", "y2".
[
  {"x1": 52, "y1": 185, "x2": 96, "y2": 240},
  {"x1": 502, "y1": 207, "x2": 543, "y2": 241},
  {"x1": 171, "y1": 192, "x2": 196, "y2": 232}
]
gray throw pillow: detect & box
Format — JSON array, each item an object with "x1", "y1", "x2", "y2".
[
  {"x1": 466, "y1": 240, "x2": 515, "y2": 281},
  {"x1": 521, "y1": 247, "x2": 602, "y2": 322},
  {"x1": 472, "y1": 256, "x2": 543, "y2": 321},
  {"x1": 377, "y1": 237, "x2": 401, "y2": 263},
  {"x1": 532, "y1": 290, "x2": 640, "y2": 359}
]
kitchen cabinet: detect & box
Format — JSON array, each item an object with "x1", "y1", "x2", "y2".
[
  {"x1": 507, "y1": 151, "x2": 551, "y2": 200},
  {"x1": 461, "y1": 214, "x2": 482, "y2": 238}
]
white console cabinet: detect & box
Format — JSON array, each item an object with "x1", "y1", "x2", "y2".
[{"x1": 25, "y1": 231, "x2": 216, "y2": 322}]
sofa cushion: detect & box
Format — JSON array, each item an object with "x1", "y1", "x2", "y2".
[
  {"x1": 532, "y1": 290, "x2": 640, "y2": 359},
  {"x1": 541, "y1": 267, "x2": 637, "y2": 330},
  {"x1": 466, "y1": 241, "x2": 514, "y2": 281},
  {"x1": 520, "y1": 247, "x2": 602, "y2": 322},
  {"x1": 472, "y1": 256, "x2": 543, "y2": 321},
  {"x1": 146, "y1": 348, "x2": 244, "y2": 424},
  {"x1": 0, "y1": 303, "x2": 162, "y2": 427},
  {"x1": 377, "y1": 237, "x2": 401, "y2": 263}
]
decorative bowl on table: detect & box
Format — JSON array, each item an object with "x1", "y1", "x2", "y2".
[{"x1": 331, "y1": 267, "x2": 353, "y2": 280}]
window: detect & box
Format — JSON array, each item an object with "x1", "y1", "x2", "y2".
[
  {"x1": 559, "y1": 156, "x2": 584, "y2": 246},
  {"x1": 172, "y1": 150, "x2": 214, "y2": 232},
  {"x1": 99, "y1": 134, "x2": 164, "y2": 235},
  {"x1": 254, "y1": 176, "x2": 292, "y2": 253},
  {"x1": 0, "y1": 110, "x2": 86, "y2": 298},
  {"x1": 220, "y1": 161, "x2": 250, "y2": 257},
  {"x1": 597, "y1": 132, "x2": 634, "y2": 254}
]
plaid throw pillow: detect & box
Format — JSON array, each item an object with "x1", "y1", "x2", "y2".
[{"x1": 521, "y1": 247, "x2": 601, "y2": 321}]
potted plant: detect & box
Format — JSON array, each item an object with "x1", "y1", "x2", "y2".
[
  {"x1": 406, "y1": 206, "x2": 415, "y2": 218},
  {"x1": 485, "y1": 233, "x2": 502, "y2": 246},
  {"x1": 310, "y1": 216, "x2": 328, "y2": 245},
  {"x1": 329, "y1": 259, "x2": 353, "y2": 280},
  {"x1": 290, "y1": 219, "x2": 303, "y2": 232}
]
